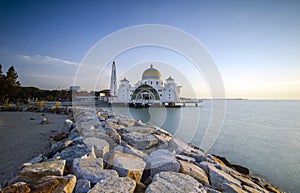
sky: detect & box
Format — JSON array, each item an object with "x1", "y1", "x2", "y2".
[{"x1": 0, "y1": 0, "x2": 300, "y2": 99}]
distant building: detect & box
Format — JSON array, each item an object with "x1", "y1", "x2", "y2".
[
  {"x1": 110, "y1": 61, "x2": 117, "y2": 97},
  {"x1": 69, "y1": 85, "x2": 81, "y2": 91},
  {"x1": 99, "y1": 89, "x2": 111, "y2": 101},
  {"x1": 73, "y1": 91, "x2": 95, "y2": 106},
  {"x1": 113, "y1": 63, "x2": 182, "y2": 105}
]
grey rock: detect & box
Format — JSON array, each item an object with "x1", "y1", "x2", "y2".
[
  {"x1": 27, "y1": 154, "x2": 45, "y2": 164},
  {"x1": 115, "y1": 144, "x2": 148, "y2": 158},
  {"x1": 214, "y1": 163, "x2": 267, "y2": 192},
  {"x1": 134, "y1": 120, "x2": 145, "y2": 126},
  {"x1": 221, "y1": 183, "x2": 246, "y2": 193},
  {"x1": 145, "y1": 171, "x2": 206, "y2": 193},
  {"x1": 112, "y1": 152, "x2": 146, "y2": 183},
  {"x1": 204, "y1": 187, "x2": 222, "y2": 193},
  {"x1": 68, "y1": 131, "x2": 81, "y2": 141},
  {"x1": 208, "y1": 164, "x2": 242, "y2": 190},
  {"x1": 122, "y1": 132, "x2": 158, "y2": 150},
  {"x1": 98, "y1": 115, "x2": 105, "y2": 122},
  {"x1": 60, "y1": 119, "x2": 74, "y2": 134},
  {"x1": 118, "y1": 118, "x2": 135, "y2": 127},
  {"x1": 83, "y1": 137, "x2": 109, "y2": 158},
  {"x1": 175, "y1": 154, "x2": 197, "y2": 163},
  {"x1": 198, "y1": 161, "x2": 222, "y2": 175},
  {"x1": 104, "y1": 126, "x2": 122, "y2": 144},
  {"x1": 146, "y1": 149, "x2": 180, "y2": 178},
  {"x1": 106, "y1": 118, "x2": 117, "y2": 123},
  {"x1": 55, "y1": 144, "x2": 95, "y2": 165},
  {"x1": 168, "y1": 138, "x2": 207, "y2": 162},
  {"x1": 153, "y1": 133, "x2": 172, "y2": 149},
  {"x1": 88, "y1": 177, "x2": 136, "y2": 193},
  {"x1": 231, "y1": 173, "x2": 266, "y2": 192},
  {"x1": 79, "y1": 120, "x2": 102, "y2": 132},
  {"x1": 74, "y1": 179, "x2": 91, "y2": 193},
  {"x1": 71, "y1": 136, "x2": 84, "y2": 145},
  {"x1": 44, "y1": 139, "x2": 73, "y2": 157},
  {"x1": 152, "y1": 125, "x2": 173, "y2": 136},
  {"x1": 71, "y1": 158, "x2": 118, "y2": 184}
]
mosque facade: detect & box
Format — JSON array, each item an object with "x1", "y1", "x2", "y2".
[{"x1": 110, "y1": 63, "x2": 182, "y2": 106}]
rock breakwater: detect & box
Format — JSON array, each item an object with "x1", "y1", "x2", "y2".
[{"x1": 1, "y1": 107, "x2": 282, "y2": 193}]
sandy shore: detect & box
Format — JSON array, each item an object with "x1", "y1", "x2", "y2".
[{"x1": 0, "y1": 112, "x2": 68, "y2": 184}]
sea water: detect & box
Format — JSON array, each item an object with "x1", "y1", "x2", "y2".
[{"x1": 107, "y1": 100, "x2": 300, "y2": 192}]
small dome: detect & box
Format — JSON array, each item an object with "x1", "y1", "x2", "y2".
[
  {"x1": 166, "y1": 76, "x2": 174, "y2": 81},
  {"x1": 142, "y1": 64, "x2": 162, "y2": 80},
  {"x1": 121, "y1": 77, "x2": 129, "y2": 82}
]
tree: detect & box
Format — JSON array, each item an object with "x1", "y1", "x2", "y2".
[
  {"x1": 3, "y1": 66, "x2": 21, "y2": 103},
  {"x1": 0, "y1": 64, "x2": 5, "y2": 103}
]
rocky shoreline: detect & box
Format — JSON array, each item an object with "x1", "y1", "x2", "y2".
[{"x1": 1, "y1": 107, "x2": 282, "y2": 193}]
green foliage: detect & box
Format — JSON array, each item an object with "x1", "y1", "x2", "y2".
[
  {"x1": 0, "y1": 64, "x2": 5, "y2": 101},
  {"x1": 0, "y1": 65, "x2": 21, "y2": 104},
  {"x1": 0, "y1": 64, "x2": 73, "y2": 104}
]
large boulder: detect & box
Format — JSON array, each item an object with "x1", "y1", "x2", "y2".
[
  {"x1": 103, "y1": 126, "x2": 122, "y2": 144},
  {"x1": 122, "y1": 132, "x2": 158, "y2": 150},
  {"x1": 197, "y1": 161, "x2": 222, "y2": 176},
  {"x1": 83, "y1": 137, "x2": 109, "y2": 158},
  {"x1": 74, "y1": 179, "x2": 91, "y2": 193},
  {"x1": 29, "y1": 174, "x2": 76, "y2": 193},
  {"x1": 44, "y1": 139, "x2": 73, "y2": 157},
  {"x1": 221, "y1": 183, "x2": 246, "y2": 193},
  {"x1": 114, "y1": 144, "x2": 148, "y2": 158},
  {"x1": 145, "y1": 149, "x2": 180, "y2": 178},
  {"x1": 59, "y1": 119, "x2": 74, "y2": 134},
  {"x1": 54, "y1": 144, "x2": 95, "y2": 165},
  {"x1": 175, "y1": 154, "x2": 196, "y2": 163},
  {"x1": 18, "y1": 160, "x2": 66, "y2": 184},
  {"x1": 112, "y1": 152, "x2": 146, "y2": 183},
  {"x1": 78, "y1": 119, "x2": 100, "y2": 130},
  {"x1": 168, "y1": 138, "x2": 207, "y2": 162},
  {"x1": 153, "y1": 133, "x2": 172, "y2": 149},
  {"x1": 118, "y1": 118, "x2": 135, "y2": 127},
  {"x1": 178, "y1": 160, "x2": 209, "y2": 185},
  {"x1": 214, "y1": 163, "x2": 267, "y2": 192},
  {"x1": 208, "y1": 164, "x2": 242, "y2": 190},
  {"x1": 145, "y1": 171, "x2": 206, "y2": 193},
  {"x1": 71, "y1": 158, "x2": 118, "y2": 184},
  {"x1": 88, "y1": 177, "x2": 136, "y2": 193},
  {"x1": 230, "y1": 172, "x2": 267, "y2": 192}
]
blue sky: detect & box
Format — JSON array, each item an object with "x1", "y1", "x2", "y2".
[{"x1": 1, "y1": 0, "x2": 300, "y2": 99}]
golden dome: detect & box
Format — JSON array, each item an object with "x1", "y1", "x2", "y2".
[{"x1": 142, "y1": 64, "x2": 162, "y2": 80}]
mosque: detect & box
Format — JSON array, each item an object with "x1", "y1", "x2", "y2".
[{"x1": 110, "y1": 61, "x2": 182, "y2": 106}]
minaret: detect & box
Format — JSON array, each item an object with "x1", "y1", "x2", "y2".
[{"x1": 110, "y1": 61, "x2": 117, "y2": 97}]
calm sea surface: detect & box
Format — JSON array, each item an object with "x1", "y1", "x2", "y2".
[{"x1": 107, "y1": 100, "x2": 300, "y2": 192}]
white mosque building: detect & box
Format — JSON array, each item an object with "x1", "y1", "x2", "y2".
[{"x1": 110, "y1": 62, "x2": 182, "y2": 106}]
